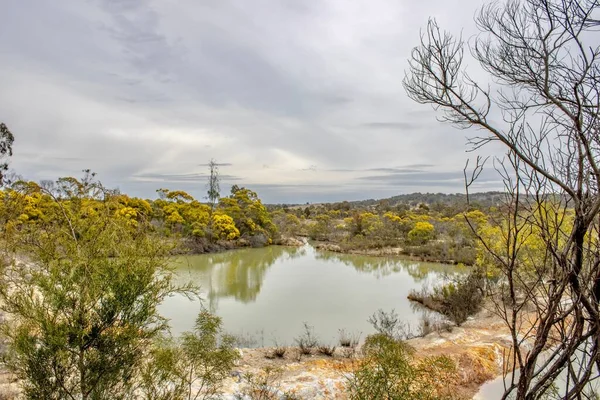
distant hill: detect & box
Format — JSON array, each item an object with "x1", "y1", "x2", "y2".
[
  {"x1": 348, "y1": 191, "x2": 506, "y2": 209},
  {"x1": 268, "y1": 191, "x2": 506, "y2": 210}
]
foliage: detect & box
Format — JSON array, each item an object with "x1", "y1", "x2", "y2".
[
  {"x1": 270, "y1": 210, "x2": 301, "y2": 238},
  {"x1": 149, "y1": 185, "x2": 275, "y2": 245},
  {"x1": 338, "y1": 329, "x2": 361, "y2": 348},
  {"x1": 345, "y1": 212, "x2": 382, "y2": 237},
  {"x1": 211, "y1": 213, "x2": 240, "y2": 240},
  {"x1": 264, "y1": 344, "x2": 287, "y2": 359},
  {"x1": 346, "y1": 334, "x2": 457, "y2": 400},
  {"x1": 0, "y1": 178, "x2": 276, "y2": 248},
  {"x1": 434, "y1": 270, "x2": 485, "y2": 326},
  {"x1": 408, "y1": 221, "x2": 435, "y2": 245},
  {"x1": 274, "y1": 201, "x2": 483, "y2": 265},
  {"x1": 219, "y1": 186, "x2": 276, "y2": 240},
  {"x1": 153, "y1": 189, "x2": 211, "y2": 238},
  {"x1": 138, "y1": 311, "x2": 240, "y2": 400},
  {"x1": 234, "y1": 367, "x2": 300, "y2": 400},
  {"x1": 0, "y1": 174, "x2": 196, "y2": 400},
  {"x1": 408, "y1": 270, "x2": 485, "y2": 326},
  {"x1": 307, "y1": 214, "x2": 333, "y2": 241}
]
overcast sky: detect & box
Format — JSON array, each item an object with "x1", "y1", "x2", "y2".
[{"x1": 0, "y1": 0, "x2": 507, "y2": 203}]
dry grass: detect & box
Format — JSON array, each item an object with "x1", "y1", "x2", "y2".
[{"x1": 317, "y1": 345, "x2": 336, "y2": 357}]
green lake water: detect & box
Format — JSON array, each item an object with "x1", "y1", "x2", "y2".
[{"x1": 160, "y1": 244, "x2": 464, "y2": 346}]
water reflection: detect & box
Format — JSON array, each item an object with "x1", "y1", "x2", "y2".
[
  {"x1": 173, "y1": 246, "x2": 305, "y2": 309},
  {"x1": 164, "y1": 245, "x2": 466, "y2": 342},
  {"x1": 314, "y1": 250, "x2": 466, "y2": 281},
  {"x1": 172, "y1": 245, "x2": 463, "y2": 312},
  {"x1": 314, "y1": 251, "x2": 404, "y2": 278}
]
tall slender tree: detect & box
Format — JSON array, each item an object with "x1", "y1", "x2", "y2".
[
  {"x1": 0, "y1": 122, "x2": 15, "y2": 185},
  {"x1": 206, "y1": 158, "x2": 220, "y2": 212}
]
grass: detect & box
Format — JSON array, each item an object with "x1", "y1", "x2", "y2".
[
  {"x1": 338, "y1": 329, "x2": 361, "y2": 348},
  {"x1": 265, "y1": 345, "x2": 287, "y2": 359},
  {"x1": 317, "y1": 345, "x2": 336, "y2": 357},
  {"x1": 294, "y1": 323, "x2": 318, "y2": 356}
]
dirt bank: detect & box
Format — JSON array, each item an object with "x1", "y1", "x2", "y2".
[
  {"x1": 313, "y1": 241, "x2": 470, "y2": 265},
  {"x1": 314, "y1": 242, "x2": 405, "y2": 257},
  {"x1": 218, "y1": 308, "x2": 511, "y2": 399}
]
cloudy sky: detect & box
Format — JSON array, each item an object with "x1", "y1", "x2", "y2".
[{"x1": 0, "y1": 0, "x2": 506, "y2": 203}]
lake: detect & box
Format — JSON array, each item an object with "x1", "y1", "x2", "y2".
[{"x1": 160, "y1": 244, "x2": 463, "y2": 346}]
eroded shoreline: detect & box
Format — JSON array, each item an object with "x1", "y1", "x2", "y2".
[{"x1": 218, "y1": 308, "x2": 510, "y2": 399}]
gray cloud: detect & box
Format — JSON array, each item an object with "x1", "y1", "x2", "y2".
[
  {"x1": 365, "y1": 168, "x2": 426, "y2": 173},
  {"x1": 131, "y1": 172, "x2": 243, "y2": 182},
  {"x1": 0, "y1": 0, "x2": 506, "y2": 203},
  {"x1": 357, "y1": 167, "x2": 502, "y2": 187},
  {"x1": 360, "y1": 122, "x2": 418, "y2": 130},
  {"x1": 198, "y1": 163, "x2": 234, "y2": 167}
]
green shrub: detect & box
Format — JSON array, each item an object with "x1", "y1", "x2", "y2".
[
  {"x1": 408, "y1": 270, "x2": 485, "y2": 326},
  {"x1": 0, "y1": 176, "x2": 198, "y2": 400},
  {"x1": 404, "y1": 241, "x2": 477, "y2": 265},
  {"x1": 235, "y1": 367, "x2": 300, "y2": 400},
  {"x1": 435, "y1": 270, "x2": 485, "y2": 326},
  {"x1": 346, "y1": 334, "x2": 456, "y2": 400},
  {"x1": 139, "y1": 311, "x2": 240, "y2": 400}
]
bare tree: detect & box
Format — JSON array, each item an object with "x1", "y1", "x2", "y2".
[{"x1": 404, "y1": 0, "x2": 600, "y2": 399}]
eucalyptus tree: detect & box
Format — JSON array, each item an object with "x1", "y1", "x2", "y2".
[
  {"x1": 0, "y1": 122, "x2": 14, "y2": 185},
  {"x1": 206, "y1": 158, "x2": 220, "y2": 212},
  {"x1": 404, "y1": 0, "x2": 600, "y2": 398}
]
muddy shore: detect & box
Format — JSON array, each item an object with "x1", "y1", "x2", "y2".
[{"x1": 313, "y1": 242, "x2": 474, "y2": 266}]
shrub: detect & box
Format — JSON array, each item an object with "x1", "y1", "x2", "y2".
[
  {"x1": 368, "y1": 308, "x2": 440, "y2": 340},
  {"x1": 408, "y1": 221, "x2": 435, "y2": 244},
  {"x1": 317, "y1": 345, "x2": 336, "y2": 357},
  {"x1": 338, "y1": 329, "x2": 361, "y2": 348},
  {"x1": 139, "y1": 311, "x2": 241, "y2": 400},
  {"x1": 265, "y1": 344, "x2": 287, "y2": 359},
  {"x1": 0, "y1": 175, "x2": 198, "y2": 400},
  {"x1": 368, "y1": 309, "x2": 401, "y2": 338},
  {"x1": 419, "y1": 313, "x2": 453, "y2": 337},
  {"x1": 408, "y1": 270, "x2": 485, "y2": 326},
  {"x1": 235, "y1": 367, "x2": 300, "y2": 400},
  {"x1": 294, "y1": 323, "x2": 318, "y2": 356},
  {"x1": 212, "y1": 213, "x2": 240, "y2": 240},
  {"x1": 435, "y1": 270, "x2": 484, "y2": 326},
  {"x1": 339, "y1": 347, "x2": 356, "y2": 359},
  {"x1": 248, "y1": 232, "x2": 269, "y2": 247},
  {"x1": 346, "y1": 334, "x2": 456, "y2": 400},
  {"x1": 273, "y1": 346, "x2": 287, "y2": 358},
  {"x1": 404, "y1": 241, "x2": 477, "y2": 265}
]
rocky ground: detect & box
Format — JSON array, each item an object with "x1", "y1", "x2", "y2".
[{"x1": 219, "y1": 308, "x2": 511, "y2": 399}]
